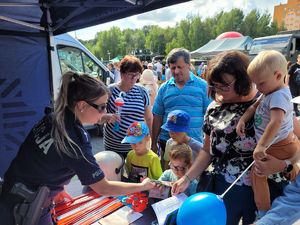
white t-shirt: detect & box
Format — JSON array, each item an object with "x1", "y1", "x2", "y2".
[
  {"x1": 254, "y1": 87, "x2": 293, "y2": 145},
  {"x1": 154, "y1": 62, "x2": 162, "y2": 73}
]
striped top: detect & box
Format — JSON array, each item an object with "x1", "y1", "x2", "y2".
[
  {"x1": 104, "y1": 84, "x2": 150, "y2": 154},
  {"x1": 152, "y1": 72, "x2": 211, "y2": 143}
]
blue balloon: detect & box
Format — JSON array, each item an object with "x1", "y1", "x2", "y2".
[{"x1": 177, "y1": 192, "x2": 226, "y2": 225}]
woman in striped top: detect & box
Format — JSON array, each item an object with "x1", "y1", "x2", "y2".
[{"x1": 101, "y1": 55, "x2": 153, "y2": 158}]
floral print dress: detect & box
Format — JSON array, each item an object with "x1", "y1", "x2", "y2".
[{"x1": 203, "y1": 99, "x2": 287, "y2": 186}]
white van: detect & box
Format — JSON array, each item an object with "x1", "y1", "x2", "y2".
[
  {"x1": 50, "y1": 33, "x2": 114, "y2": 135},
  {"x1": 50, "y1": 33, "x2": 114, "y2": 100}
]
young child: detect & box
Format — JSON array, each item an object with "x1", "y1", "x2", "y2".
[
  {"x1": 158, "y1": 143, "x2": 198, "y2": 196},
  {"x1": 161, "y1": 110, "x2": 203, "y2": 170},
  {"x1": 138, "y1": 69, "x2": 158, "y2": 107},
  {"x1": 236, "y1": 50, "x2": 300, "y2": 218},
  {"x1": 122, "y1": 121, "x2": 162, "y2": 182}
]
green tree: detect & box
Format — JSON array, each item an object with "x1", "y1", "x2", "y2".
[
  {"x1": 240, "y1": 9, "x2": 278, "y2": 38},
  {"x1": 240, "y1": 9, "x2": 260, "y2": 37},
  {"x1": 119, "y1": 28, "x2": 134, "y2": 55},
  {"x1": 133, "y1": 29, "x2": 146, "y2": 50},
  {"x1": 81, "y1": 8, "x2": 285, "y2": 61},
  {"x1": 215, "y1": 9, "x2": 244, "y2": 35},
  {"x1": 163, "y1": 27, "x2": 177, "y2": 54},
  {"x1": 176, "y1": 19, "x2": 191, "y2": 49},
  {"x1": 145, "y1": 25, "x2": 166, "y2": 55},
  {"x1": 165, "y1": 39, "x2": 180, "y2": 54},
  {"x1": 256, "y1": 11, "x2": 275, "y2": 37}
]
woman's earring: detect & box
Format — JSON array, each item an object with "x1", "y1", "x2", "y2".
[{"x1": 80, "y1": 109, "x2": 84, "y2": 113}]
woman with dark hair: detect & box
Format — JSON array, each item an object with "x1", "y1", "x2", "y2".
[
  {"x1": 172, "y1": 51, "x2": 295, "y2": 225},
  {"x1": 101, "y1": 55, "x2": 153, "y2": 158},
  {"x1": 0, "y1": 72, "x2": 155, "y2": 225}
]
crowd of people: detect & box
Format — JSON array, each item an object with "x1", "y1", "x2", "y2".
[{"x1": 1, "y1": 47, "x2": 300, "y2": 225}]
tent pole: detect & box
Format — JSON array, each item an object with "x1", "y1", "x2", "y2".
[{"x1": 0, "y1": 15, "x2": 45, "y2": 31}]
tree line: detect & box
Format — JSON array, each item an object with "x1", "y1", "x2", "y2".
[{"x1": 81, "y1": 8, "x2": 285, "y2": 60}]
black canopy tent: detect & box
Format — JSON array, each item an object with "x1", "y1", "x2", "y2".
[
  {"x1": 0, "y1": 0, "x2": 190, "y2": 176},
  {"x1": 0, "y1": 0, "x2": 190, "y2": 35}
]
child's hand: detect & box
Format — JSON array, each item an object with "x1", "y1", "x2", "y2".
[
  {"x1": 171, "y1": 177, "x2": 189, "y2": 195},
  {"x1": 158, "y1": 183, "x2": 166, "y2": 193},
  {"x1": 253, "y1": 145, "x2": 267, "y2": 161},
  {"x1": 149, "y1": 180, "x2": 172, "y2": 192},
  {"x1": 236, "y1": 120, "x2": 246, "y2": 137}
]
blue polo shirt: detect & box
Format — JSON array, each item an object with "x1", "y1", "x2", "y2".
[{"x1": 153, "y1": 72, "x2": 211, "y2": 143}]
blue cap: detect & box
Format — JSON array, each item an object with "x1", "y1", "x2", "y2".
[
  {"x1": 161, "y1": 110, "x2": 190, "y2": 132},
  {"x1": 121, "y1": 122, "x2": 149, "y2": 144}
]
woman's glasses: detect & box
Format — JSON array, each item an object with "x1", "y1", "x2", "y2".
[
  {"x1": 126, "y1": 72, "x2": 141, "y2": 79},
  {"x1": 208, "y1": 79, "x2": 235, "y2": 92},
  {"x1": 169, "y1": 162, "x2": 187, "y2": 172},
  {"x1": 87, "y1": 102, "x2": 106, "y2": 113}
]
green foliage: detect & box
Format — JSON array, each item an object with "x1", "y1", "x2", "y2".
[
  {"x1": 215, "y1": 9, "x2": 244, "y2": 35},
  {"x1": 80, "y1": 8, "x2": 281, "y2": 60}
]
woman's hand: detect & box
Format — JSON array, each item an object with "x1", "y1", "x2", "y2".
[
  {"x1": 140, "y1": 177, "x2": 156, "y2": 190},
  {"x1": 53, "y1": 190, "x2": 73, "y2": 204},
  {"x1": 254, "y1": 154, "x2": 286, "y2": 177},
  {"x1": 253, "y1": 144, "x2": 267, "y2": 161},
  {"x1": 171, "y1": 176, "x2": 189, "y2": 195},
  {"x1": 101, "y1": 113, "x2": 120, "y2": 124}
]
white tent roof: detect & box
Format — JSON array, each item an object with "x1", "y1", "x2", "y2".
[{"x1": 191, "y1": 36, "x2": 253, "y2": 58}]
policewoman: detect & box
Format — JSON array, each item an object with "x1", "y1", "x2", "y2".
[{"x1": 0, "y1": 72, "x2": 155, "y2": 225}]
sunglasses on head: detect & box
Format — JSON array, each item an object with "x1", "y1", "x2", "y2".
[{"x1": 87, "y1": 102, "x2": 106, "y2": 113}]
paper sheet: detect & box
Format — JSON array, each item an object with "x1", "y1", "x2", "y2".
[
  {"x1": 95, "y1": 206, "x2": 142, "y2": 225},
  {"x1": 151, "y1": 193, "x2": 187, "y2": 225}
]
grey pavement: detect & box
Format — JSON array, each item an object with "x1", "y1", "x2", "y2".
[{"x1": 91, "y1": 134, "x2": 104, "y2": 155}]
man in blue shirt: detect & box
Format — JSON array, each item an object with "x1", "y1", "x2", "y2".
[{"x1": 151, "y1": 48, "x2": 211, "y2": 162}]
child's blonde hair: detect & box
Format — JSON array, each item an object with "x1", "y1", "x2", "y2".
[
  {"x1": 247, "y1": 50, "x2": 288, "y2": 78},
  {"x1": 169, "y1": 143, "x2": 192, "y2": 166}
]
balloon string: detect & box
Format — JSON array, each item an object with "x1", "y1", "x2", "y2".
[{"x1": 220, "y1": 161, "x2": 255, "y2": 199}]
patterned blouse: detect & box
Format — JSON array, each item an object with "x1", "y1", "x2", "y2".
[{"x1": 203, "y1": 98, "x2": 287, "y2": 186}]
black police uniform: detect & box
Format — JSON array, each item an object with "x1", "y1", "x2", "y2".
[
  {"x1": 0, "y1": 108, "x2": 104, "y2": 225},
  {"x1": 288, "y1": 63, "x2": 300, "y2": 116}
]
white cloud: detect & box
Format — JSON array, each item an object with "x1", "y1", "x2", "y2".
[{"x1": 70, "y1": 0, "x2": 287, "y2": 40}]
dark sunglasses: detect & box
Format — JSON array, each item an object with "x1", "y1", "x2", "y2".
[{"x1": 87, "y1": 102, "x2": 106, "y2": 113}]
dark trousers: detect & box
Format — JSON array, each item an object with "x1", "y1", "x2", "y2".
[
  {"x1": 290, "y1": 85, "x2": 300, "y2": 116},
  {"x1": 212, "y1": 174, "x2": 287, "y2": 225}
]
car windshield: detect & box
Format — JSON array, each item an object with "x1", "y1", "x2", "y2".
[{"x1": 249, "y1": 36, "x2": 290, "y2": 55}]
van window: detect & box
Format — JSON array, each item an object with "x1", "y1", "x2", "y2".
[{"x1": 57, "y1": 45, "x2": 105, "y2": 79}]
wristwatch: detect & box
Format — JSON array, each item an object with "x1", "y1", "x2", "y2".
[{"x1": 283, "y1": 160, "x2": 293, "y2": 174}]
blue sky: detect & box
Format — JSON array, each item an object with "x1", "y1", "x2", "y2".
[{"x1": 70, "y1": 0, "x2": 287, "y2": 40}]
